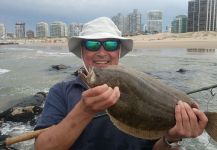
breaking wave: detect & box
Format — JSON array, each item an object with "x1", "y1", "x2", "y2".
[
  {"x1": 0, "y1": 68, "x2": 10, "y2": 75},
  {"x1": 36, "y1": 50, "x2": 74, "y2": 57}
]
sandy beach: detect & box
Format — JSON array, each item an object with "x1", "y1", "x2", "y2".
[
  {"x1": 130, "y1": 31, "x2": 217, "y2": 49},
  {"x1": 2, "y1": 31, "x2": 217, "y2": 49}
]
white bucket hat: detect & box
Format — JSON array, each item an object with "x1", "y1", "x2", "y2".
[{"x1": 68, "y1": 17, "x2": 133, "y2": 58}]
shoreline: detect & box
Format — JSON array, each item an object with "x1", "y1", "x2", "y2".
[
  {"x1": 133, "y1": 40, "x2": 217, "y2": 49},
  {"x1": 2, "y1": 40, "x2": 217, "y2": 49},
  {"x1": 0, "y1": 39, "x2": 217, "y2": 49},
  {"x1": 18, "y1": 39, "x2": 217, "y2": 49},
  {"x1": 1, "y1": 31, "x2": 217, "y2": 49},
  {"x1": 2, "y1": 39, "x2": 217, "y2": 49}
]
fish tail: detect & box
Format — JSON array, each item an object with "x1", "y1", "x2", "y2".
[{"x1": 205, "y1": 112, "x2": 217, "y2": 142}]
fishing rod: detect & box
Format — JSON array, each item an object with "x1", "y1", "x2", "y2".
[
  {"x1": 0, "y1": 128, "x2": 47, "y2": 148},
  {"x1": 187, "y1": 84, "x2": 217, "y2": 95},
  {"x1": 0, "y1": 113, "x2": 107, "y2": 149}
]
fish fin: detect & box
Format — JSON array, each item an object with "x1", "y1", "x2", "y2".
[
  {"x1": 107, "y1": 111, "x2": 165, "y2": 140},
  {"x1": 205, "y1": 112, "x2": 217, "y2": 142},
  {"x1": 78, "y1": 71, "x2": 90, "y2": 89},
  {"x1": 89, "y1": 67, "x2": 96, "y2": 84},
  {"x1": 82, "y1": 60, "x2": 89, "y2": 74}
]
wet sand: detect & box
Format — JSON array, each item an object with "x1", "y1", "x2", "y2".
[{"x1": 133, "y1": 40, "x2": 217, "y2": 49}]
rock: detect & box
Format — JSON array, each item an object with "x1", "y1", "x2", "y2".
[
  {"x1": 0, "y1": 106, "x2": 43, "y2": 123},
  {"x1": 0, "y1": 92, "x2": 47, "y2": 124},
  {"x1": 51, "y1": 64, "x2": 69, "y2": 70},
  {"x1": 176, "y1": 68, "x2": 187, "y2": 74},
  {"x1": 15, "y1": 92, "x2": 47, "y2": 107},
  {"x1": 35, "y1": 91, "x2": 47, "y2": 98}
]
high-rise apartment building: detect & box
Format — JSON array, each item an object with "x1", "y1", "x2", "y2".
[
  {"x1": 128, "y1": 9, "x2": 142, "y2": 34},
  {"x1": 36, "y1": 22, "x2": 49, "y2": 38},
  {"x1": 50, "y1": 21, "x2": 67, "y2": 38},
  {"x1": 112, "y1": 9, "x2": 144, "y2": 35},
  {"x1": 68, "y1": 23, "x2": 83, "y2": 37},
  {"x1": 147, "y1": 10, "x2": 163, "y2": 33},
  {"x1": 171, "y1": 15, "x2": 188, "y2": 33},
  {"x1": 124, "y1": 16, "x2": 130, "y2": 35},
  {"x1": 188, "y1": 0, "x2": 217, "y2": 32},
  {"x1": 0, "y1": 24, "x2": 6, "y2": 39},
  {"x1": 15, "y1": 22, "x2": 25, "y2": 38},
  {"x1": 112, "y1": 13, "x2": 125, "y2": 34}
]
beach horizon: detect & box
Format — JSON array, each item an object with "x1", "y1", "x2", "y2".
[{"x1": 1, "y1": 31, "x2": 217, "y2": 49}]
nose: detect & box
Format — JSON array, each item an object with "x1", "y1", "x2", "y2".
[{"x1": 97, "y1": 45, "x2": 108, "y2": 55}]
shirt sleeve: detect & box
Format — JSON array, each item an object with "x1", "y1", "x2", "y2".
[{"x1": 35, "y1": 82, "x2": 67, "y2": 130}]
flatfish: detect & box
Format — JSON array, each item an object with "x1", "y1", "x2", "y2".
[{"x1": 79, "y1": 65, "x2": 217, "y2": 141}]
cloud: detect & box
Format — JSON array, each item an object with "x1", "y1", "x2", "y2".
[
  {"x1": 0, "y1": 0, "x2": 189, "y2": 32},
  {"x1": 1, "y1": 0, "x2": 188, "y2": 17}
]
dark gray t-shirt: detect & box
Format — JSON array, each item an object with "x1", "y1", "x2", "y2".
[{"x1": 35, "y1": 77, "x2": 157, "y2": 150}]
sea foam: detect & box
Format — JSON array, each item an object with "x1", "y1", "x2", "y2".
[
  {"x1": 0, "y1": 68, "x2": 10, "y2": 75},
  {"x1": 36, "y1": 50, "x2": 74, "y2": 57}
]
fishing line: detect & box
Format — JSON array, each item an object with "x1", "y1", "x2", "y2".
[
  {"x1": 187, "y1": 85, "x2": 217, "y2": 148},
  {"x1": 206, "y1": 88, "x2": 216, "y2": 111},
  {"x1": 210, "y1": 88, "x2": 217, "y2": 97},
  {"x1": 187, "y1": 84, "x2": 217, "y2": 95},
  {"x1": 206, "y1": 88, "x2": 217, "y2": 148}
]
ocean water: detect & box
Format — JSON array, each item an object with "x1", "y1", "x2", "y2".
[{"x1": 0, "y1": 44, "x2": 217, "y2": 149}]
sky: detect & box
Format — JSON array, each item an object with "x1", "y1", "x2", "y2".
[{"x1": 0, "y1": 0, "x2": 189, "y2": 33}]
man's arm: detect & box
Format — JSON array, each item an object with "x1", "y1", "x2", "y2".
[
  {"x1": 153, "y1": 101, "x2": 208, "y2": 150},
  {"x1": 35, "y1": 84, "x2": 120, "y2": 150}
]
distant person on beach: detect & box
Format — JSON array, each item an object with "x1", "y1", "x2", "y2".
[{"x1": 34, "y1": 17, "x2": 208, "y2": 150}]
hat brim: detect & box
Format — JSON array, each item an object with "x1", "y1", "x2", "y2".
[{"x1": 68, "y1": 33, "x2": 133, "y2": 58}]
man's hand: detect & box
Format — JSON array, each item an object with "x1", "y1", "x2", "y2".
[
  {"x1": 81, "y1": 84, "x2": 120, "y2": 115},
  {"x1": 165, "y1": 101, "x2": 208, "y2": 140}
]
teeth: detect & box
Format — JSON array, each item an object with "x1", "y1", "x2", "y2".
[{"x1": 95, "y1": 61, "x2": 108, "y2": 64}]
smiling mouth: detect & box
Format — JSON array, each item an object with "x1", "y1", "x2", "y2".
[{"x1": 94, "y1": 60, "x2": 110, "y2": 64}]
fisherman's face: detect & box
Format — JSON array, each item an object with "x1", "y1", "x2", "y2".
[{"x1": 81, "y1": 39, "x2": 120, "y2": 69}]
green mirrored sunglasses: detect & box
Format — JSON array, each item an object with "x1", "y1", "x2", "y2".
[{"x1": 82, "y1": 39, "x2": 121, "y2": 52}]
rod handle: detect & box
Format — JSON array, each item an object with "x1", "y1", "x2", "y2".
[{"x1": 5, "y1": 128, "x2": 47, "y2": 146}]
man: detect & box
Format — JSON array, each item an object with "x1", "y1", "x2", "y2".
[{"x1": 35, "y1": 17, "x2": 208, "y2": 150}]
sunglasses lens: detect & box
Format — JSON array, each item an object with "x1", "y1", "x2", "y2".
[
  {"x1": 103, "y1": 41, "x2": 120, "y2": 51},
  {"x1": 83, "y1": 40, "x2": 120, "y2": 52},
  {"x1": 85, "y1": 41, "x2": 101, "y2": 51}
]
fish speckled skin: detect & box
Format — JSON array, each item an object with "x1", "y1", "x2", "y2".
[{"x1": 79, "y1": 65, "x2": 217, "y2": 141}]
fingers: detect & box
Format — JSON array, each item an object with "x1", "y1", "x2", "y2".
[
  {"x1": 174, "y1": 104, "x2": 182, "y2": 129},
  {"x1": 183, "y1": 102, "x2": 208, "y2": 132},
  {"x1": 174, "y1": 101, "x2": 192, "y2": 137},
  {"x1": 169, "y1": 100, "x2": 207, "y2": 139},
  {"x1": 82, "y1": 84, "x2": 109, "y2": 97},
  {"x1": 192, "y1": 108, "x2": 208, "y2": 130},
  {"x1": 191, "y1": 101, "x2": 199, "y2": 109},
  {"x1": 179, "y1": 101, "x2": 191, "y2": 131},
  {"x1": 81, "y1": 84, "x2": 120, "y2": 113},
  {"x1": 183, "y1": 102, "x2": 199, "y2": 137},
  {"x1": 94, "y1": 86, "x2": 120, "y2": 109}
]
